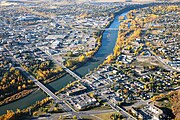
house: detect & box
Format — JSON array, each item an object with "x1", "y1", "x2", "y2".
[
  {"x1": 92, "y1": 73, "x2": 103, "y2": 80},
  {"x1": 76, "y1": 97, "x2": 97, "y2": 110},
  {"x1": 135, "y1": 67, "x2": 145, "y2": 74},
  {"x1": 131, "y1": 107, "x2": 144, "y2": 119},
  {"x1": 148, "y1": 103, "x2": 164, "y2": 120},
  {"x1": 67, "y1": 84, "x2": 87, "y2": 96},
  {"x1": 111, "y1": 96, "x2": 122, "y2": 104}
]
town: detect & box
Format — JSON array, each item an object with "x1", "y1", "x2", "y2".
[{"x1": 0, "y1": 0, "x2": 179, "y2": 120}]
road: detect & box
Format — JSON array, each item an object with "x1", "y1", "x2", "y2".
[
  {"x1": 16, "y1": 67, "x2": 77, "y2": 113},
  {"x1": 4, "y1": 45, "x2": 76, "y2": 114},
  {"x1": 41, "y1": 52, "x2": 83, "y2": 81},
  {"x1": 4, "y1": 45, "x2": 61, "y2": 102},
  {"x1": 148, "y1": 49, "x2": 180, "y2": 72},
  {"x1": 17, "y1": 67, "x2": 61, "y2": 102},
  {"x1": 36, "y1": 109, "x2": 115, "y2": 120},
  {"x1": 101, "y1": 95, "x2": 137, "y2": 120}
]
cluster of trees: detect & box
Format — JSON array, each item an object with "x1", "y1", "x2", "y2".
[
  {"x1": 65, "y1": 36, "x2": 102, "y2": 67},
  {"x1": 105, "y1": 54, "x2": 115, "y2": 64},
  {"x1": 113, "y1": 28, "x2": 142, "y2": 58},
  {"x1": 0, "y1": 89, "x2": 34, "y2": 106},
  {"x1": 110, "y1": 113, "x2": 123, "y2": 120},
  {"x1": 0, "y1": 97, "x2": 50, "y2": 120},
  {"x1": 0, "y1": 67, "x2": 33, "y2": 100},
  {"x1": 65, "y1": 59, "x2": 77, "y2": 67},
  {"x1": 113, "y1": 4, "x2": 171, "y2": 61},
  {"x1": 65, "y1": 55, "x2": 86, "y2": 67},
  {"x1": 149, "y1": 5, "x2": 179, "y2": 15},
  {"x1": 151, "y1": 90, "x2": 180, "y2": 119},
  {"x1": 23, "y1": 60, "x2": 63, "y2": 82}
]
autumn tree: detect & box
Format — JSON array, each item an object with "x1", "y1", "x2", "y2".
[{"x1": 78, "y1": 55, "x2": 85, "y2": 62}]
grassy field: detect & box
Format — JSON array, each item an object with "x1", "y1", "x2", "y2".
[
  {"x1": 155, "y1": 98, "x2": 172, "y2": 109},
  {"x1": 81, "y1": 112, "x2": 120, "y2": 120},
  {"x1": 95, "y1": 112, "x2": 120, "y2": 120},
  {"x1": 86, "y1": 103, "x2": 111, "y2": 111},
  {"x1": 81, "y1": 115, "x2": 97, "y2": 120}
]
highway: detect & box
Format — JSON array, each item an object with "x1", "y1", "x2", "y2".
[
  {"x1": 4, "y1": 45, "x2": 77, "y2": 114},
  {"x1": 45, "y1": 53, "x2": 95, "y2": 89},
  {"x1": 16, "y1": 67, "x2": 61, "y2": 102},
  {"x1": 16, "y1": 67, "x2": 77, "y2": 114},
  {"x1": 148, "y1": 49, "x2": 180, "y2": 72},
  {"x1": 45, "y1": 53, "x2": 83, "y2": 81},
  {"x1": 101, "y1": 95, "x2": 137, "y2": 120},
  {"x1": 44, "y1": 109, "x2": 115, "y2": 120},
  {"x1": 4, "y1": 45, "x2": 61, "y2": 102}
]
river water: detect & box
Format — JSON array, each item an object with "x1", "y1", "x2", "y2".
[{"x1": 0, "y1": 11, "x2": 129, "y2": 115}]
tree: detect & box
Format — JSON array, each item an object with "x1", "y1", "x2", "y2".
[
  {"x1": 106, "y1": 54, "x2": 114, "y2": 63},
  {"x1": 85, "y1": 51, "x2": 94, "y2": 57},
  {"x1": 73, "y1": 115, "x2": 77, "y2": 119},
  {"x1": 14, "y1": 70, "x2": 20, "y2": 76},
  {"x1": 89, "y1": 92, "x2": 95, "y2": 98},
  {"x1": 150, "y1": 75, "x2": 154, "y2": 82},
  {"x1": 59, "y1": 115, "x2": 63, "y2": 120},
  {"x1": 123, "y1": 89, "x2": 128, "y2": 94},
  {"x1": 144, "y1": 84, "x2": 148, "y2": 91},
  {"x1": 18, "y1": 86, "x2": 21, "y2": 91},
  {"x1": 37, "y1": 70, "x2": 45, "y2": 80},
  {"x1": 79, "y1": 55, "x2": 85, "y2": 62},
  {"x1": 66, "y1": 59, "x2": 74, "y2": 67},
  {"x1": 10, "y1": 79, "x2": 15, "y2": 84},
  {"x1": 22, "y1": 84, "x2": 26, "y2": 89},
  {"x1": 3, "y1": 110, "x2": 15, "y2": 120},
  {"x1": 33, "y1": 111, "x2": 38, "y2": 116},
  {"x1": 10, "y1": 67, "x2": 15, "y2": 73},
  {"x1": 110, "y1": 114, "x2": 120, "y2": 120},
  {"x1": 114, "y1": 46, "x2": 121, "y2": 56},
  {"x1": 53, "y1": 107, "x2": 58, "y2": 112},
  {"x1": 67, "y1": 51, "x2": 73, "y2": 57},
  {"x1": 3, "y1": 72, "x2": 9, "y2": 78},
  {"x1": 16, "y1": 109, "x2": 21, "y2": 114}
]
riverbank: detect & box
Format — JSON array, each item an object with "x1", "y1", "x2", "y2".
[
  {"x1": 0, "y1": 71, "x2": 66, "y2": 107},
  {"x1": 0, "y1": 89, "x2": 35, "y2": 107},
  {"x1": 0, "y1": 2, "x2": 172, "y2": 116},
  {"x1": 0, "y1": 97, "x2": 50, "y2": 120},
  {"x1": 0, "y1": 5, "x2": 114, "y2": 114}
]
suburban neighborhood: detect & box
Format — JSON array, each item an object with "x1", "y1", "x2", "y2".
[{"x1": 0, "y1": 0, "x2": 179, "y2": 120}]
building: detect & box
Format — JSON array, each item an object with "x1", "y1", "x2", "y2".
[
  {"x1": 67, "y1": 84, "x2": 87, "y2": 96},
  {"x1": 148, "y1": 103, "x2": 164, "y2": 120}
]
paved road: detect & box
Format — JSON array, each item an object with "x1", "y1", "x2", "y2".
[
  {"x1": 44, "y1": 53, "x2": 83, "y2": 81},
  {"x1": 101, "y1": 95, "x2": 137, "y2": 120},
  {"x1": 5, "y1": 45, "x2": 61, "y2": 102},
  {"x1": 17, "y1": 67, "x2": 61, "y2": 102},
  {"x1": 4, "y1": 45, "x2": 76, "y2": 114},
  {"x1": 35, "y1": 109, "x2": 115, "y2": 120},
  {"x1": 148, "y1": 49, "x2": 180, "y2": 72},
  {"x1": 16, "y1": 67, "x2": 76, "y2": 113}
]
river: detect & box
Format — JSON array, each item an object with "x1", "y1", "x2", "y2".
[{"x1": 0, "y1": 7, "x2": 133, "y2": 115}]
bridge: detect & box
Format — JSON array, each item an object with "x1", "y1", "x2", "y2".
[
  {"x1": 56, "y1": 27, "x2": 120, "y2": 31},
  {"x1": 45, "y1": 54, "x2": 95, "y2": 90},
  {"x1": 16, "y1": 67, "x2": 61, "y2": 102},
  {"x1": 53, "y1": 17, "x2": 120, "y2": 31},
  {"x1": 47, "y1": 54, "x2": 82, "y2": 81},
  {"x1": 71, "y1": 27, "x2": 120, "y2": 31},
  {"x1": 4, "y1": 45, "x2": 63, "y2": 102},
  {"x1": 16, "y1": 66, "x2": 77, "y2": 113}
]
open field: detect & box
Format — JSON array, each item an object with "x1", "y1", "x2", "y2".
[{"x1": 95, "y1": 112, "x2": 120, "y2": 120}]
